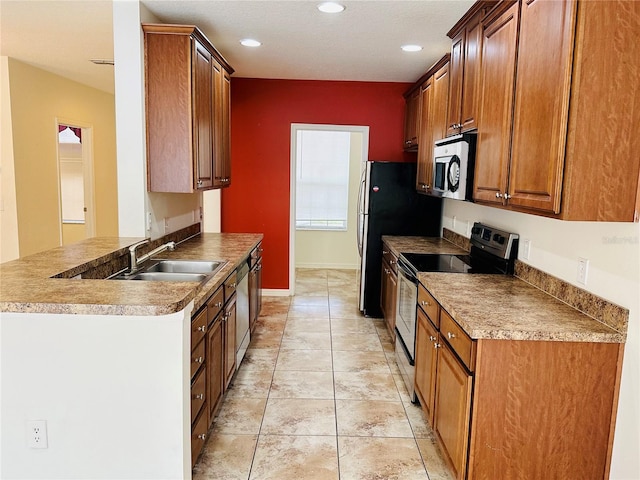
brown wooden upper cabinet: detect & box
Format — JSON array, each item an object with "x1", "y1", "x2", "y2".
[
  {"x1": 403, "y1": 88, "x2": 421, "y2": 151},
  {"x1": 143, "y1": 24, "x2": 234, "y2": 193},
  {"x1": 445, "y1": 2, "x2": 497, "y2": 137},
  {"x1": 474, "y1": 0, "x2": 640, "y2": 221},
  {"x1": 416, "y1": 56, "x2": 450, "y2": 194}
]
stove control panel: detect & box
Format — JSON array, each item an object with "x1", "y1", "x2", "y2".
[{"x1": 470, "y1": 222, "x2": 519, "y2": 260}]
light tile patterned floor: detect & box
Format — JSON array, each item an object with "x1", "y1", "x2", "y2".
[{"x1": 193, "y1": 268, "x2": 454, "y2": 480}]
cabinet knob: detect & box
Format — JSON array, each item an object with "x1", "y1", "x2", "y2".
[
  {"x1": 230, "y1": 282, "x2": 237, "y2": 288},
  {"x1": 434, "y1": 342, "x2": 441, "y2": 349},
  {"x1": 197, "y1": 325, "x2": 206, "y2": 333},
  {"x1": 382, "y1": 250, "x2": 388, "y2": 254},
  {"x1": 495, "y1": 192, "x2": 503, "y2": 199},
  {"x1": 405, "y1": 140, "x2": 412, "y2": 145},
  {"x1": 421, "y1": 300, "x2": 430, "y2": 307},
  {"x1": 194, "y1": 393, "x2": 204, "y2": 400},
  {"x1": 194, "y1": 356, "x2": 204, "y2": 364},
  {"x1": 429, "y1": 335, "x2": 436, "y2": 342},
  {"x1": 389, "y1": 260, "x2": 395, "y2": 265},
  {"x1": 197, "y1": 434, "x2": 206, "y2": 440},
  {"x1": 505, "y1": 193, "x2": 512, "y2": 199},
  {"x1": 197, "y1": 180, "x2": 203, "y2": 186},
  {"x1": 215, "y1": 301, "x2": 223, "y2": 308},
  {"x1": 447, "y1": 332, "x2": 456, "y2": 339}
]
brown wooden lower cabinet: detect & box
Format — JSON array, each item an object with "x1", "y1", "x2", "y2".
[
  {"x1": 223, "y1": 293, "x2": 237, "y2": 390},
  {"x1": 414, "y1": 287, "x2": 624, "y2": 480},
  {"x1": 380, "y1": 257, "x2": 397, "y2": 341},
  {"x1": 207, "y1": 314, "x2": 223, "y2": 420}
]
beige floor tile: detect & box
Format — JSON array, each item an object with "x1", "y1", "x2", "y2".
[
  {"x1": 284, "y1": 317, "x2": 331, "y2": 334},
  {"x1": 260, "y1": 298, "x2": 291, "y2": 316},
  {"x1": 331, "y1": 332, "x2": 382, "y2": 351},
  {"x1": 239, "y1": 348, "x2": 279, "y2": 372},
  {"x1": 336, "y1": 399, "x2": 414, "y2": 437},
  {"x1": 249, "y1": 435, "x2": 339, "y2": 480},
  {"x1": 280, "y1": 331, "x2": 332, "y2": 350},
  {"x1": 269, "y1": 370, "x2": 335, "y2": 399},
  {"x1": 249, "y1": 330, "x2": 283, "y2": 349},
  {"x1": 225, "y1": 368, "x2": 273, "y2": 399},
  {"x1": 404, "y1": 401, "x2": 434, "y2": 439},
  {"x1": 328, "y1": 302, "x2": 362, "y2": 318},
  {"x1": 377, "y1": 327, "x2": 394, "y2": 344},
  {"x1": 192, "y1": 434, "x2": 258, "y2": 480},
  {"x1": 254, "y1": 315, "x2": 287, "y2": 333},
  {"x1": 294, "y1": 284, "x2": 329, "y2": 297},
  {"x1": 338, "y1": 436, "x2": 429, "y2": 480},
  {"x1": 328, "y1": 288, "x2": 358, "y2": 300},
  {"x1": 275, "y1": 349, "x2": 333, "y2": 372},
  {"x1": 386, "y1": 351, "x2": 402, "y2": 375},
  {"x1": 212, "y1": 397, "x2": 267, "y2": 435},
  {"x1": 296, "y1": 268, "x2": 329, "y2": 279},
  {"x1": 332, "y1": 350, "x2": 391, "y2": 373},
  {"x1": 394, "y1": 373, "x2": 413, "y2": 404},
  {"x1": 290, "y1": 295, "x2": 329, "y2": 307},
  {"x1": 287, "y1": 304, "x2": 330, "y2": 318},
  {"x1": 416, "y1": 437, "x2": 455, "y2": 480},
  {"x1": 330, "y1": 317, "x2": 377, "y2": 334},
  {"x1": 334, "y1": 371, "x2": 401, "y2": 401},
  {"x1": 261, "y1": 398, "x2": 336, "y2": 435},
  {"x1": 328, "y1": 295, "x2": 359, "y2": 308},
  {"x1": 381, "y1": 340, "x2": 396, "y2": 354}
]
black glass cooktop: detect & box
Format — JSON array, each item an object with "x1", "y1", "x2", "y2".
[{"x1": 399, "y1": 252, "x2": 505, "y2": 275}]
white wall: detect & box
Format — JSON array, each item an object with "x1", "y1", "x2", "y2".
[
  {"x1": 0, "y1": 307, "x2": 193, "y2": 479},
  {"x1": 0, "y1": 56, "x2": 19, "y2": 262},
  {"x1": 442, "y1": 199, "x2": 640, "y2": 479},
  {"x1": 113, "y1": 1, "x2": 201, "y2": 239}
]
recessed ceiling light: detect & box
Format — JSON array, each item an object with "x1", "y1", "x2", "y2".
[
  {"x1": 318, "y1": 2, "x2": 345, "y2": 13},
  {"x1": 401, "y1": 45, "x2": 423, "y2": 52},
  {"x1": 240, "y1": 38, "x2": 261, "y2": 47}
]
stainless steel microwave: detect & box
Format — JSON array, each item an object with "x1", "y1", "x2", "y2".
[{"x1": 432, "y1": 133, "x2": 476, "y2": 201}]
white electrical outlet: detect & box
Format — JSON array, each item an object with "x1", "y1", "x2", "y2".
[
  {"x1": 522, "y1": 239, "x2": 531, "y2": 260},
  {"x1": 577, "y1": 257, "x2": 589, "y2": 285},
  {"x1": 27, "y1": 420, "x2": 48, "y2": 449}
]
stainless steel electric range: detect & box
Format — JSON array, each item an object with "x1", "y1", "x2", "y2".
[{"x1": 395, "y1": 222, "x2": 519, "y2": 402}]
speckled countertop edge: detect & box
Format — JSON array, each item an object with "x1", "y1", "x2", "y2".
[{"x1": 0, "y1": 232, "x2": 263, "y2": 316}]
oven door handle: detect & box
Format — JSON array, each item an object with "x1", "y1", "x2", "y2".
[
  {"x1": 397, "y1": 261, "x2": 418, "y2": 284},
  {"x1": 395, "y1": 327, "x2": 415, "y2": 366}
]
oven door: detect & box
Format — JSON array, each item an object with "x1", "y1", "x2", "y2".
[{"x1": 395, "y1": 262, "x2": 418, "y2": 360}]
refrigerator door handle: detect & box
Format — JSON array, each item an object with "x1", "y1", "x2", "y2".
[{"x1": 356, "y1": 168, "x2": 367, "y2": 256}]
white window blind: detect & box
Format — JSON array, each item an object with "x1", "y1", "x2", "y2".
[{"x1": 295, "y1": 130, "x2": 351, "y2": 230}]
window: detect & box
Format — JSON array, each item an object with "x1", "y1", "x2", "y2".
[{"x1": 295, "y1": 130, "x2": 351, "y2": 230}]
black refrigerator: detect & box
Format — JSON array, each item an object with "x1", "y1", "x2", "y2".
[{"x1": 357, "y1": 161, "x2": 442, "y2": 317}]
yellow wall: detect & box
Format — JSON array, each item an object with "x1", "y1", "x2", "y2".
[
  {"x1": 295, "y1": 131, "x2": 363, "y2": 269},
  {"x1": 7, "y1": 58, "x2": 118, "y2": 257}
]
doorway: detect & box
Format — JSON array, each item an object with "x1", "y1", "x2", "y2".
[
  {"x1": 56, "y1": 121, "x2": 96, "y2": 245},
  {"x1": 289, "y1": 124, "x2": 369, "y2": 294}
]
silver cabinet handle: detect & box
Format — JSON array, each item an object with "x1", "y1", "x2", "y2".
[
  {"x1": 447, "y1": 332, "x2": 456, "y2": 339},
  {"x1": 197, "y1": 325, "x2": 206, "y2": 332},
  {"x1": 197, "y1": 434, "x2": 206, "y2": 440}
]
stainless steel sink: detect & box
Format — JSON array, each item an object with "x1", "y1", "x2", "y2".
[
  {"x1": 126, "y1": 272, "x2": 209, "y2": 282},
  {"x1": 108, "y1": 258, "x2": 226, "y2": 283},
  {"x1": 145, "y1": 260, "x2": 224, "y2": 274}
]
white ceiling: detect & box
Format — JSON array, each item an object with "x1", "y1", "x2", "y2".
[{"x1": 0, "y1": 0, "x2": 474, "y2": 94}]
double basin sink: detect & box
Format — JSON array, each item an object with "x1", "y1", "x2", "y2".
[{"x1": 110, "y1": 259, "x2": 226, "y2": 283}]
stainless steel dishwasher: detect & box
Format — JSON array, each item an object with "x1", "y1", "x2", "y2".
[{"x1": 235, "y1": 260, "x2": 250, "y2": 369}]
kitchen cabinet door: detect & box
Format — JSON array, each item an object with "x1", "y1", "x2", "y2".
[
  {"x1": 431, "y1": 62, "x2": 450, "y2": 147},
  {"x1": 474, "y1": 2, "x2": 520, "y2": 205},
  {"x1": 380, "y1": 258, "x2": 397, "y2": 342},
  {"x1": 434, "y1": 340, "x2": 473, "y2": 480},
  {"x1": 508, "y1": 0, "x2": 576, "y2": 214},
  {"x1": 459, "y1": 11, "x2": 485, "y2": 132},
  {"x1": 446, "y1": 31, "x2": 464, "y2": 138},
  {"x1": 249, "y1": 259, "x2": 262, "y2": 333},
  {"x1": 207, "y1": 315, "x2": 223, "y2": 421},
  {"x1": 223, "y1": 294, "x2": 237, "y2": 389},
  {"x1": 214, "y1": 68, "x2": 232, "y2": 187},
  {"x1": 403, "y1": 88, "x2": 421, "y2": 151},
  {"x1": 416, "y1": 78, "x2": 434, "y2": 193},
  {"x1": 415, "y1": 307, "x2": 438, "y2": 425},
  {"x1": 194, "y1": 41, "x2": 214, "y2": 190}
]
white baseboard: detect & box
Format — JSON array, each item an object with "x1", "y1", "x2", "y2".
[
  {"x1": 262, "y1": 289, "x2": 293, "y2": 297},
  {"x1": 295, "y1": 264, "x2": 359, "y2": 269}
]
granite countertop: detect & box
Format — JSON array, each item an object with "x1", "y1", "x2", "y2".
[
  {"x1": 0, "y1": 232, "x2": 263, "y2": 316},
  {"x1": 383, "y1": 234, "x2": 623, "y2": 344},
  {"x1": 382, "y1": 235, "x2": 468, "y2": 257}
]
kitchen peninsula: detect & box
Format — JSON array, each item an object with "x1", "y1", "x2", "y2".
[{"x1": 0, "y1": 227, "x2": 262, "y2": 480}]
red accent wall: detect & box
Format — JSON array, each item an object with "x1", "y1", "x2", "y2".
[{"x1": 222, "y1": 78, "x2": 414, "y2": 290}]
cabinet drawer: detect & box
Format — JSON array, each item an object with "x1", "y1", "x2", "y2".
[
  {"x1": 418, "y1": 284, "x2": 440, "y2": 327},
  {"x1": 191, "y1": 338, "x2": 206, "y2": 379},
  {"x1": 224, "y1": 271, "x2": 237, "y2": 301},
  {"x1": 191, "y1": 366, "x2": 207, "y2": 424},
  {"x1": 191, "y1": 306, "x2": 208, "y2": 346},
  {"x1": 382, "y1": 246, "x2": 398, "y2": 275},
  {"x1": 191, "y1": 407, "x2": 208, "y2": 468},
  {"x1": 208, "y1": 287, "x2": 225, "y2": 324},
  {"x1": 440, "y1": 309, "x2": 475, "y2": 371}
]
